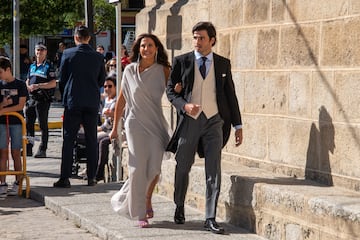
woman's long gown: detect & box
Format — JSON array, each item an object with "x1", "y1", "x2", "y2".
[{"x1": 111, "y1": 62, "x2": 171, "y2": 219}]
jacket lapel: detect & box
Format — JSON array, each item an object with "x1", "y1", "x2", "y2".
[
  {"x1": 184, "y1": 52, "x2": 195, "y2": 102},
  {"x1": 213, "y1": 53, "x2": 223, "y2": 92}
]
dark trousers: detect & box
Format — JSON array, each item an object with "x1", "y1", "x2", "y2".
[
  {"x1": 61, "y1": 107, "x2": 98, "y2": 179},
  {"x1": 96, "y1": 133, "x2": 110, "y2": 180},
  {"x1": 25, "y1": 100, "x2": 51, "y2": 151},
  {"x1": 174, "y1": 113, "x2": 223, "y2": 219}
]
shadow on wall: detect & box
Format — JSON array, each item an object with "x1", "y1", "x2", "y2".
[
  {"x1": 282, "y1": 0, "x2": 360, "y2": 186},
  {"x1": 166, "y1": 0, "x2": 188, "y2": 128},
  {"x1": 148, "y1": 0, "x2": 165, "y2": 33},
  {"x1": 224, "y1": 174, "x2": 327, "y2": 233},
  {"x1": 166, "y1": 0, "x2": 188, "y2": 53},
  {"x1": 305, "y1": 106, "x2": 335, "y2": 186}
]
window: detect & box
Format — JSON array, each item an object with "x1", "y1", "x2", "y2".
[{"x1": 129, "y1": 0, "x2": 144, "y2": 9}]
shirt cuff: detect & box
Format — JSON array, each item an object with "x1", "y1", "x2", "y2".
[{"x1": 234, "y1": 125, "x2": 242, "y2": 130}]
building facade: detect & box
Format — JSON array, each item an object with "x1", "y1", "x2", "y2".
[
  {"x1": 136, "y1": 0, "x2": 360, "y2": 199},
  {"x1": 132, "y1": 2, "x2": 360, "y2": 239}
]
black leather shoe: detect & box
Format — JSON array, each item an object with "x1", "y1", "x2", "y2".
[
  {"x1": 34, "y1": 150, "x2": 46, "y2": 158},
  {"x1": 26, "y1": 150, "x2": 32, "y2": 157},
  {"x1": 95, "y1": 176, "x2": 104, "y2": 182},
  {"x1": 87, "y1": 179, "x2": 97, "y2": 186},
  {"x1": 53, "y1": 178, "x2": 71, "y2": 188},
  {"x1": 204, "y1": 219, "x2": 225, "y2": 234},
  {"x1": 26, "y1": 144, "x2": 33, "y2": 157},
  {"x1": 174, "y1": 206, "x2": 185, "y2": 224}
]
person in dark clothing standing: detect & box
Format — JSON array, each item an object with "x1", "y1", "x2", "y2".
[
  {"x1": 20, "y1": 44, "x2": 31, "y2": 81},
  {"x1": 25, "y1": 42, "x2": 56, "y2": 158},
  {"x1": 54, "y1": 42, "x2": 66, "y2": 69},
  {"x1": 54, "y1": 25, "x2": 106, "y2": 188}
]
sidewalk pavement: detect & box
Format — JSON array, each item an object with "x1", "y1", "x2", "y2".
[{"x1": 0, "y1": 104, "x2": 266, "y2": 240}]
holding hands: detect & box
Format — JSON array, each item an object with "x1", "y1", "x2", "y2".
[{"x1": 27, "y1": 83, "x2": 40, "y2": 92}]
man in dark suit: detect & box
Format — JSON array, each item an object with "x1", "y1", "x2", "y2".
[
  {"x1": 166, "y1": 21, "x2": 243, "y2": 234},
  {"x1": 54, "y1": 25, "x2": 106, "y2": 188}
]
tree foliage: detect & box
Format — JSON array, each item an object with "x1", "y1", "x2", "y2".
[
  {"x1": 94, "y1": 0, "x2": 116, "y2": 33},
  {"x1": 0, "y1": 1, "x2": 13, "y2": 45},
  {"x1": 0, "y1": 0, "x2": 116, "y2": 46}
]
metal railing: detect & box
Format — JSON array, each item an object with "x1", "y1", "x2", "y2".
[
  {"x1": 123, "y1": 30, "x2": 135, "y2": 53},
  {"x1": 0, "y1": 112, "x2": 30, "y2": 198}
]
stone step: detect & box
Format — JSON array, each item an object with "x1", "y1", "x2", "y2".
[{"x1": 155, "y1": 158, "x2": 360, "y2": 240}]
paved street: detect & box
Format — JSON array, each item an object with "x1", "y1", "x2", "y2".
[
  {"x1": 0, "y1": 128, "x2": 100, "y2": 240},
  {"x1": 0, "y1": 104, "x2": 266, "y2": 240},
  {"x1": 0, "y1": 197, "x2": 100, "y2": 240}
]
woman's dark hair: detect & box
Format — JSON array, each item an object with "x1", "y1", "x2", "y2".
[
  {"x1": 122, "y1": 45, "x2": 129, "y2": 57},
  {"x1": 192, "y1": 21, "x2": 217, "y2": 46},
  {"x1": 129, "y1": 33, "x2": 170, "y2": 68}
]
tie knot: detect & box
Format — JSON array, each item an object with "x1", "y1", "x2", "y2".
[{"x1": 199, "y1": 57, "x2": 207, "y2": 79}]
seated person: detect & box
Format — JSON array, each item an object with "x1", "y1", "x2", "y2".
[{"x1": 96, "y1": 75, "x2": 117, "y2": 181}]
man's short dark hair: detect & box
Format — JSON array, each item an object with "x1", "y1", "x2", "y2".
[
  {"x1": 192, "y1": 21, "x2": 217, "y2": 46},
  {"x1": 0, "y1": 56, "x2": 12, "y2": 71},
  {"x1": 74, "y1": 25, "x2": 90, "y2": 40}
]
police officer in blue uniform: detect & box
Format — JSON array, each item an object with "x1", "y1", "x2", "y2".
[
  {"x1": 54, "y1": 26, "x2": 106, "y2": 188},
  {"x1": 25, "y1": 43, "x2": 56, "y2": 158}
]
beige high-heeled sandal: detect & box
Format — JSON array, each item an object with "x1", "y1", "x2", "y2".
[{"x1": 138, "y1": 219, "x2": 149, "y2": 228}]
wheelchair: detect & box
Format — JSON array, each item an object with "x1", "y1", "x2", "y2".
[{"x1": 72, "y1": 130, "x2": 87, "y2": 176}]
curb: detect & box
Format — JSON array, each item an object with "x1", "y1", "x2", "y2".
[{"x1": 35, "y1": 121, "x2": 62, "y2": 130}]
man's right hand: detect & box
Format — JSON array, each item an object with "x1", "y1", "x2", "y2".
[
  {"x1": 174, "y1": 83, "x2": 182, "y2": 93},
  {"x1": 184, "y1": 103, "x2": 201, "y2": 116},
  {"x1": 28, "y1": 84, "x2": 39, "y2": 92},
  {"x1": 1, "y1": 97, "x2": 13, "y2": 107}
]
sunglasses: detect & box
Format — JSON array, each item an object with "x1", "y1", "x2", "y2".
[
  {"x1": 104, "y1": 85, "x2": 113, "y2": 89},
  {"x1": 109, "y1": 64, "x2": 116, "y2": 67}
]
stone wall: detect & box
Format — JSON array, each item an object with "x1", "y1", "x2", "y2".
[{"x1": 136, "y1": 0, "x2": 360, "y2": 191}]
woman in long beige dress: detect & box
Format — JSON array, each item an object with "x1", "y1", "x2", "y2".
[{"x1": 110, "y1": 33, "x2": 171, "y2": 228}]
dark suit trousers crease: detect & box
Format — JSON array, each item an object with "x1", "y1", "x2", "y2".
[
  {"x1": 61, "y1": 108, "x2": 98, "y2": 179},
  {"x1": 174, "y1": 112, "x2": 223, "y2": 219}
]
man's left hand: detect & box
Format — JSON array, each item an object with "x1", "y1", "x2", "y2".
[{"x1": 235, "y1": 128, "x2": 243, "y2": 147}]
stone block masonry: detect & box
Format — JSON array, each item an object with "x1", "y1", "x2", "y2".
[
  {"x1": 135, "y1": 0, "x2": 360, "y2": 239},
  {"x1": 139, "y1": 0, "x2": 360, "y2": 194}
]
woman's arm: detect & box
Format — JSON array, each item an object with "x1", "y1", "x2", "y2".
[
  {"x1": 163, "y1": 66, "x2": 171, "y2": 85},
  {"x1": 36, "y1": 79, "x2": 57, "y2": 89},
  {"x1": 109, "y1": 90, "x2": 126, "y2": 140}
]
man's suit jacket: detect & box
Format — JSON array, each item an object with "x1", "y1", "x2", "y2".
[
  {"x1": 166, "y1": 51, "x2": 242, "y2": 156},
  {"x1": 59, "y1": 44, "x2": 105, "y2": 110}
]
